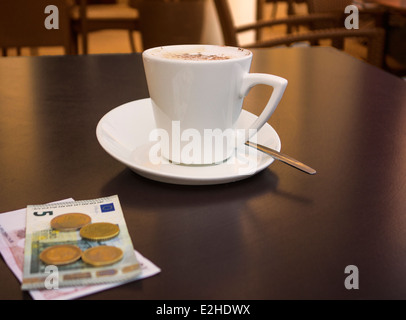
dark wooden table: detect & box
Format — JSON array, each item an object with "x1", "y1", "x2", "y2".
[{"x1": 1, "y1": 47, "x2": 406, "y2": 301}]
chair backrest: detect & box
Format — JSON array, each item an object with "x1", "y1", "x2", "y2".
[
  {"x1": 305, "y1": 0, "x2": 353, "y2": 30},
  {"x1": 213, "y1": 0, "x2": 239, "y2": 46},
  {"x1": 0, "y1": 0, "x2": 72, "y2": 54},
  {"x1": 306, "y1": 0, "x2": 353, "y2": 13},
  {"x1": 132, "y1": 0, "x2": 206, "y2": 50},
  {"x1": 75, "y1": 0, "x2": 116, "y2": 3},
  {"x1": 213, "y1": 0, "x2": 385, "y2": 67}
]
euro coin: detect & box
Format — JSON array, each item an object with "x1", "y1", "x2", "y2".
[
  {"x1": 79, "y1": 222, "x2": 120, "y2": 241},
  {"x1": 50, "y1": 213, "x2": 91, "y2": 232},
  {"x1": 39, "y1": 244, "x2": 82, "y2": 265},
  {"x1": 82, "y1": 246, "x2": 123, "y2": 267}
]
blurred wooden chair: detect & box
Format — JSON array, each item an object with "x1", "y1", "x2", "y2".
[
  {"x1": 70, "y1": 0, "x2": 140, "y2": 54},
  {"x1": 304, "y1": 0, "x2": 385, "y2": 29},
  {"x1": 304, "y1": 0, "x2": 386, "y2": 55},
  {"x1": 214, "y1": 0, "x2": 385, "y2": 67},
  {"x1": 130, "y1": 0, "x2": 206, "y2": 50},
  {"x1": 305, "y1": 0, "x2": 355, "y2": 31},
  {"x1": 306, "y1": 0, "x2": 352, "y2": 13},
  {"x1": 0, "y1": 0, "x2": 74, "y2": 56},
  {"x1": 256, "y1": 0, "x2": 308, "y2": 37},
  {"x1": 257, "y1": 0, "x2": 307, "y2": 19}
]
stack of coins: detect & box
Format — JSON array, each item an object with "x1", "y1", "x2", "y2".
[{"x1": 39, "y1": 213, "x2": 123, "y2": 267}]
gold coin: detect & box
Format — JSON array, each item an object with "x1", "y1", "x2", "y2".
[
  {"x1": 39, "y1": 244, "x2": 82, "y2": 266},
  {"x1": 79, "y1": 222, "x2": 120, "y2": 241},
  {"x1": 50, "y1": 213, "x2": 91, "y2": 232},
  {"x1": 82, "y1": 246, "x2": 123, "y2": 267}
]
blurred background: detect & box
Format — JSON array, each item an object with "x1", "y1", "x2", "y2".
[
  {"x1": 1, "y1": 0, "x2": 405, "y2": 76},
  {"x1": 1, "y1": 0, "x2": 264, "y2": 55}
]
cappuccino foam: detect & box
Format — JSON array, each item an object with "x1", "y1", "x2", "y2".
[
  {"x1": 163, "y1": 53, "x2": 231, "y2": 61},
  {"x1": 146, "y1": 45, "x2": 251, "y2": 62}
]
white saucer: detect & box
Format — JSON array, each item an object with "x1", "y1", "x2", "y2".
[{"x1": 96, "y1": 98, "x2": 281, "y2": 185}]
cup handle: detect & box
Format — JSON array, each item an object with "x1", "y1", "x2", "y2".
[{"x1": 239, "y1": 73, "x2": 288, "y2": 141}]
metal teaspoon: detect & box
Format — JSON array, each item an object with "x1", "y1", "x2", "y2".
[{"x1": 245, "y1": 141, "x2": 316, "y2": 175}]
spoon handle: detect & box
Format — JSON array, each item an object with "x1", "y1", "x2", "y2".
[{"x1": 245, "y1": 141, "x2": 316, "y2": 175}]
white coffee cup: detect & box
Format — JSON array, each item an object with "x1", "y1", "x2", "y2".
[{"x1": 142, "y1": 44, "x2": 287, "y2": 165}]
